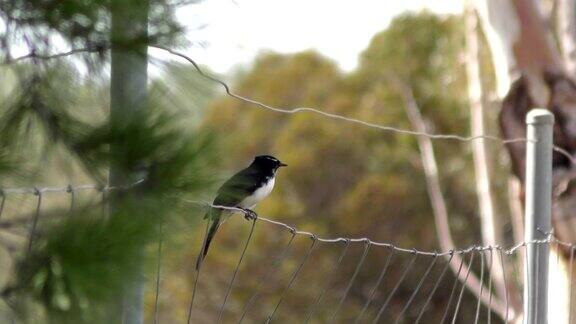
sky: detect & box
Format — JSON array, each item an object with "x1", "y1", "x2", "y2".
[{"x1": 152, "y1": 0, "x2": 464, "y2": 73}]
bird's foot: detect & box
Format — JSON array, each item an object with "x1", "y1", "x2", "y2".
[{"x1": 241, "y1": 208, "x2": 257, "y2": 220}]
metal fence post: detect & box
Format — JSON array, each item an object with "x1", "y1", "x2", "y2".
[{"x1": 523, "y1": 109, "x2": 554, "y2": 324}]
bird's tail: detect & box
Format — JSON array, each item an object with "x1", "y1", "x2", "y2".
[{"x1": 196, "y1": 216, "x2": 220, "y2": 271}]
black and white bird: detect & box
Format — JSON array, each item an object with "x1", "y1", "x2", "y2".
[{"x1": 195, "y1": 155, "x2": 287, "y2": 271}]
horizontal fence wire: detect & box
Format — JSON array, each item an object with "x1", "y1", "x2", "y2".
[
  {"x1": 152, "y1": 46, "x2": 576, "y2": 167},
  {"x1": 205, "y1": 203, "x2": 556, "y2": 256},
  {"x1": 7, "y1": 45, "x2": 576, "y2": 177},
  {"x1": 4, "y1": 45, "x2": 576, "y2": 323},
  {"x1": 151, "y1": 46, "x2": 525, "y2": 144},
  {"x1": 0, "y1": 181, "x2": 144, "y2": 230},
  {"x1": 0, "y1": 187, "x2": 563, "y2": 255},
  {"x1": 0, "y1": 180, "x2": 144, "y2": 195},
  {"x1": 7, "y1": 46, "x2": 576, "y2": 169},
  {"x1": 1, "y1": 184, "x2": 576, "y2": 323}
]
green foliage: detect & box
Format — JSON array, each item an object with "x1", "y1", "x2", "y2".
[
  {"x1": 1, "y1": 127, "x2": 216, "y2": 322},
  {"x1": 0, "y1": 0, "x2": 187, "y2": 63},
  {"x1": 357, "y1": 11, "x2": 467, "y2": 133},
  {"x1": 0, "y1": 64, "x2": 96, "y2": 182},
  {"x1": 1, "y1": 104, "x2": 217, "y2": 321},
  {"x1": 10, "y1": 205, "x2": 151, "y2": 323},
  {"x1": 0, "y1": 67, "x2": 89, "y2": 145},
  {"x1": 0, "y1": 45, "x2": 219, "y2": 324},
  {"x1": 0, "y1": 0, "x2": 220, "y2": 322},
  {"x1": 74, "y1": 106, "x2": 216, "y2": 188},
  {"x1": 6, "y1": 184, "x2": 208, "y2": 323}
]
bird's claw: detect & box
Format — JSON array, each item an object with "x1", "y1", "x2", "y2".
[{"x1": 242, "y1": 208, "x2": 257, "y2": 220}]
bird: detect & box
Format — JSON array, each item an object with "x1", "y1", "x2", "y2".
[{"x1": 195, "y1": 155, "x2": 287, "y2": 271}]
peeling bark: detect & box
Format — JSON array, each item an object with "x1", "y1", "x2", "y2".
[{"x1": 557, "y1": 0, "x2": 576, "y2": 75}]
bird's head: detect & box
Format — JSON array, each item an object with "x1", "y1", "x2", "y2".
[{"x1": 251, "y1": 155, "x2": 287, "y2": 172}]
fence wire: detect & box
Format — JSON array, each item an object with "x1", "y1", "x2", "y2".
[
  {"x1": 1, "y1": 185, "x2": 575, "y2": 323},
  {"x1": 6, "y1": 46, "x2": 576, "y2": 169},
  {"x1": 4, "y1": 46, "x2": 576, "y2": 323}
]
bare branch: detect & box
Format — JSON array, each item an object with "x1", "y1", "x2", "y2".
[
  {"x1": 465, "y1": 3, "x2": 520, "y2": 313},
  {"x1": 393, "y1": 78, "x2": 511, "y2": 321}
]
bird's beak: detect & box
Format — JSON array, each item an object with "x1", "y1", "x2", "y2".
[{"x1": 279, "y1": 162, "x2": 288, "y2": 167}]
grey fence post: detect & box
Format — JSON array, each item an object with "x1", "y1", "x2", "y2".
[{"x1": 523, "y1": 109, "x2": 554, "y2": 324}]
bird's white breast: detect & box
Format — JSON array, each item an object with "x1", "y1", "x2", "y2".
[{"x1": 239, "y1": 177, "x2": 275, "y2": 209}]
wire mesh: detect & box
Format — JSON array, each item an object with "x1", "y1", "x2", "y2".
[
  {"x1": 2, "y1": 185, "x2": 576, "y2": 323},
  {"x1": 5, "y1": 40, "x2": 576, "y2": 324},
  {"x1": 2, "y1": 45, "x2": 576, "y2": 324}
]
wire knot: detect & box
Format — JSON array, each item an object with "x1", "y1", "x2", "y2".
[
  {"x1": 66, "y1": 184, "x2": 73, "y2": 193},
  {"x1": 287, "y1": 225, "x2": 297, "y2": 235},
  {"x1": 242, "y1": 208, "x2": 257, "y2": 221},
  {"x1": 33, "y1": 187, "x2": 41, "y2": 196}
]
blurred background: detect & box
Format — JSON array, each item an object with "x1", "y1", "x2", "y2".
[{"x1": 2, "y1": 0, "x2": 576, "y2": 323}]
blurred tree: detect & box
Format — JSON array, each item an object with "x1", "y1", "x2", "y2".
[{"x1": 0, "y1": 0, "x2": 218, "y2": 323}]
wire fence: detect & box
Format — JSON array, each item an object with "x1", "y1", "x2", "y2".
[
  {"x1": 3, "y1": 46, "x2": 576, "y2": 323},
  {"x1": 0, "y1": 184, "x2": 575, "y2": 323}
]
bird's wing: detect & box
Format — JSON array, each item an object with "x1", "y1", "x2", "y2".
[{"x1": 212, "y1": 167, "x2": 262, "y2": 208}]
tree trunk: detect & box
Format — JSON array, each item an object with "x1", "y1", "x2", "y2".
[
  {"x1": 110, "y1": 0, "x2": 149, "y2": 323},
  {"x1": 476, "y1": 1, "x2": 573, "y2": 322},
  {"x1": 465, "y1": 4, "x2": 512, "y2": 308},
  {"x1": 396, "y1": 80, "x2": 510, "y2": 321},
  {"x1": 557, "y1": 0, "x2": 576, "y2": 76},
  {"x1": 476, "y1": 0, "x2": 562, "y2": 103}
]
